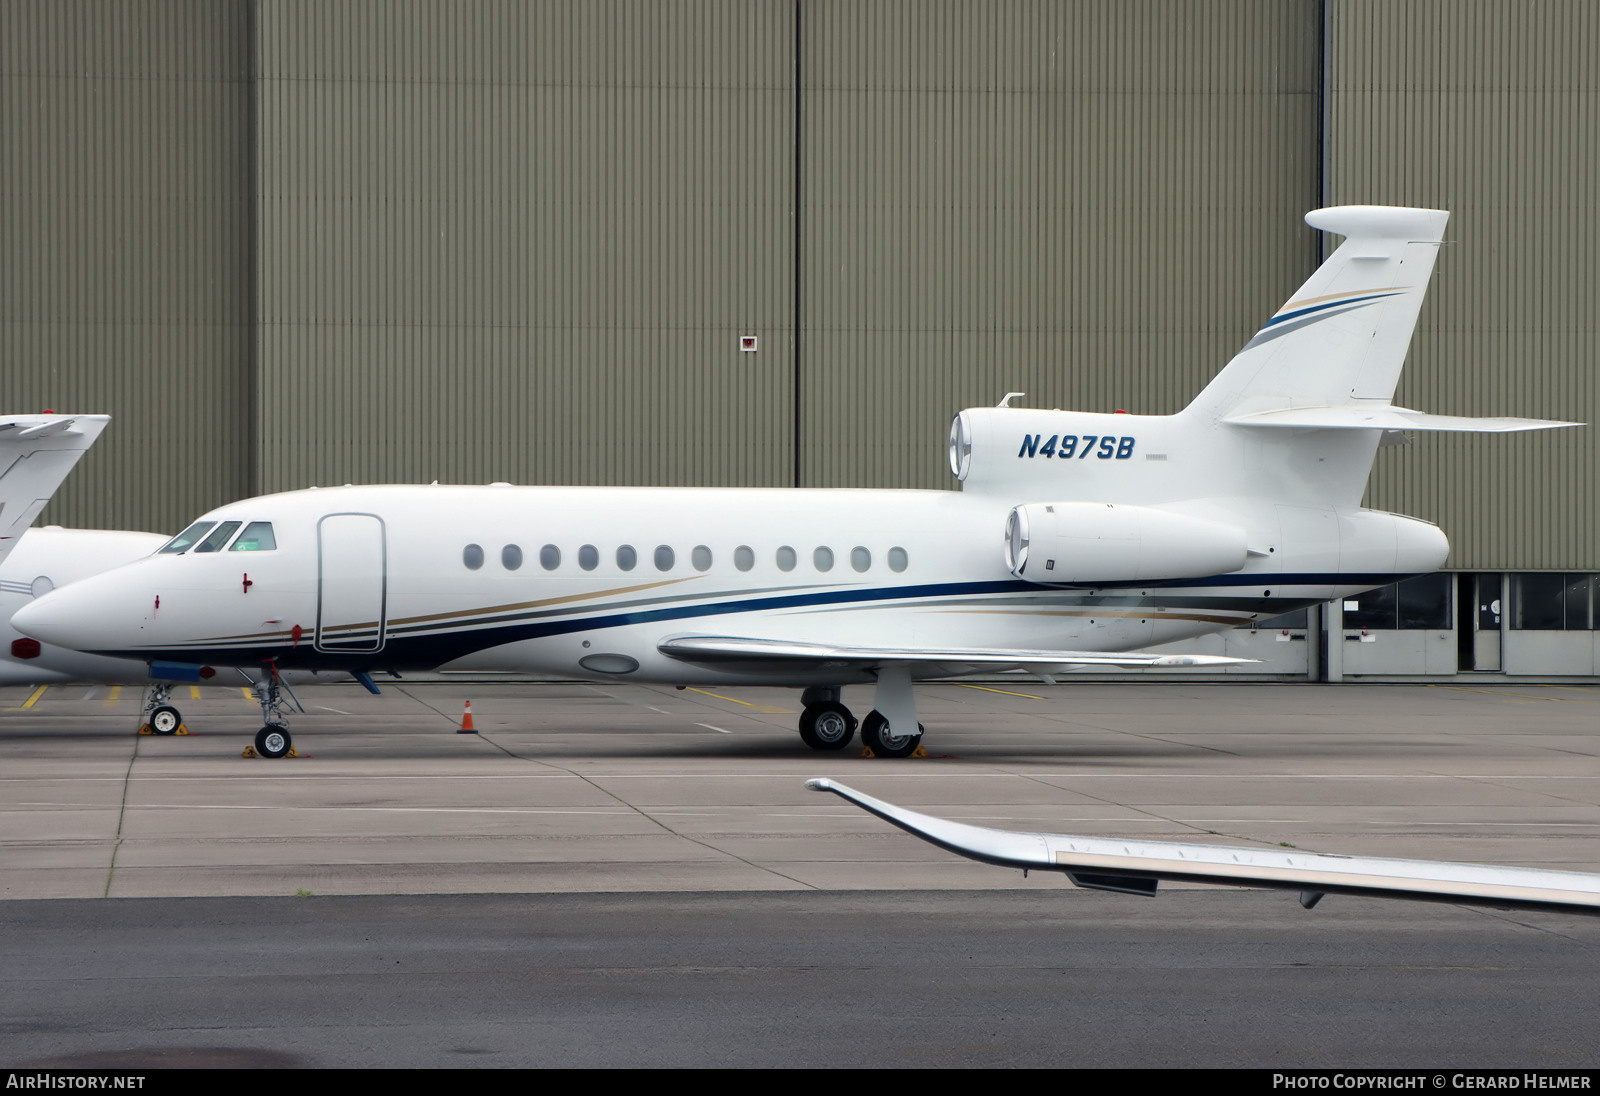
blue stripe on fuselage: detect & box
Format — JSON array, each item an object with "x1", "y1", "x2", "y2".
[{"x1": 82, "y1": 571, "x2": 1421, "y2": 671}]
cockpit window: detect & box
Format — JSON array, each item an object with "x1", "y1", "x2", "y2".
[
  {"x1": 193, "y1": 521, "x2": 243, "y2": 553},
  {"x1": 230, "y1": 522, "x2": 277, "y2": 551},
  {"x1": 158, "y1": 521, "x2": 217, "y2": 554}
]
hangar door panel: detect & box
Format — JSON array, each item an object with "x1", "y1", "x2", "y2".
[{"x1": 317, "y1": 514, "x2": 387, "y2": 653}]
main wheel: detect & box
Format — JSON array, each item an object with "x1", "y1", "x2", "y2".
[
  {"x1": 860, "y1": 710, "x2": 924, "y2": 759},
  {"x1": 799, "y1": 702, "x2": 857, "y2": 751},
  {"x1": 254, "y1": 724, "x2": 292, "y2": 759},
  {"x1": 149, "y1": 705, "x2": 182, "y2": 735}
]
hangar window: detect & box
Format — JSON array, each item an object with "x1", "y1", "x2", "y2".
[
  {"x1": 463, "y1": 544, "x2": 484, "y2": 570},
  {"x1": 654, "y1": 545, "x2": 675, "y2": 571},
  {"x1": 616, "y1": 545, "x2": 637, "y2": 571},
  {"x1": 813, "y1": 546, "x2": 834, "y2": 572},
  {"x1": 1341, "y1": 573, "x2": 1451, "y2": 630},
  {"x1": 578, "y1": 544, "x2": 599, "y2": 571},
  {"x1": 734, "y1": 545, "x2": 755, "y2": 572},
  {"x1": 776, "y1": 546, "x2": 797, "y2": 572},
  {"x1": 540, "y1": 544, "x2": 560, "y2": 571},
  {"x1": 692, "y1": 545, "x2": 712, "y2": 572},
  {"x1": 1511, "y1": 573, "x2": 1597, "y2": 630},
  {"x1": 193, "y1": 521, "x2": 243, "y2": 553},
  {"x1": 159, "y1": 521, "x2": 216, "y2": 554},
  {"x1": 1251, "y1": 608, "x2": 1309, "y2": 630},
  {"x1": 230, "y1": 522, "x2": 276, "y2": 551},
  {"x1": 887, "y1": 547, "x2": 909, "y2": 573},
  {"x1": 502, "y1": 544, "x2": 523, "y2": 570},
  {"x1": 851, "y1": 547, "x2": 871, "y2": 573}
]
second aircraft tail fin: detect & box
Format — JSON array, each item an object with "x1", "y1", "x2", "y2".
[{"x1": 0, "y1": 414, "x2": 111, "y2": 568}]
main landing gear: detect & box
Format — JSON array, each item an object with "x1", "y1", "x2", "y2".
[
  {"x1": 797, "y1": 676, "x2": 925, "y2": 759},
  {"x1": 248, "y1": 665, "x2": 303, "y2": 759}
]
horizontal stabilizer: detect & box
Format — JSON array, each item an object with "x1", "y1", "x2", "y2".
[
  {"x1": 1224, "y1": 406, "x2": 1582, "y2": 433},
  {"x1": 661, "y1": 635, "x2": 1250, "y2": 673},
  {"x1": 807, "y1": 779, "x2": 1600, "y2": 916}
]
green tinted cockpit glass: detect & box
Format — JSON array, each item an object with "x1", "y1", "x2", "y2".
[
  {"x1": 193, "y1": 521, "x2": 243, "y2": 553},
  {"x1": 229, "y1": 522, "x2": 277, "y2": 551},
  {"x1": 158, "y1": 521, "x2": 217, "y2": 554}
]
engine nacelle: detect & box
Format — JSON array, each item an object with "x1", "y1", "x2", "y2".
[{"x1": 1004, "y1": 502, "x2": 1248, "y2": 584}]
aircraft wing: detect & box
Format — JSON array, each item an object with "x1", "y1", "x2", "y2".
[
  {"x1": 658, "y1": 635, "x2": 1250, "y2": 674},
  {"x1": 806, "y1": 778, "x2": 1600, "y2": 916},
  {"x1": 0, "y1": 415, "x2": 111, "y2": 568}
]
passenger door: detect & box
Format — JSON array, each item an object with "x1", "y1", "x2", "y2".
[{"x1": 316, "y1": 513, "x2": 387, "y2": 653}]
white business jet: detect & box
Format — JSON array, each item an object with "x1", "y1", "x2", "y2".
[{"x1": 13, "y1": 206, "x2": 1577, "y2": 759}]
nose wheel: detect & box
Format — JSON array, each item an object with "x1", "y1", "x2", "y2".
[
  {"x1": 138, "y1": 684, "x2": 186, "y2": 736},
  {"x1": 246, "y1": 665, "x2": 304, "y2": 758},
  {"x1": 254, "y1": 724, "x2": 292, "y2": 759}
]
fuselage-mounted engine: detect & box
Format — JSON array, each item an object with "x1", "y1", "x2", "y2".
[{"x1": 1003, "y1": 501, "x2": 1248, "y2": 585}]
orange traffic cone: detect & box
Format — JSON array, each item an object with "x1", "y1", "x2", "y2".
[{"x1": 458, "y1": 700, "x2": 477, "y2": 734}]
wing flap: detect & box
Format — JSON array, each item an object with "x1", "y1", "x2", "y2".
[{"x1": 807, "y1": 779, "x2": 1600, "y2": 915}]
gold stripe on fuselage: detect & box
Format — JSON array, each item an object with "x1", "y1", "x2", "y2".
[{"x1": 195, "y1": 576, "x2": 701, "y2": 644}]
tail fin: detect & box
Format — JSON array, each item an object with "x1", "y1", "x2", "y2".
[
  {"x1": 0, "y1": 414, "x2": 111, "y2": 567},
  {"x1": 1185, "y1": 205, "x2": 1450, "y2": 423}
]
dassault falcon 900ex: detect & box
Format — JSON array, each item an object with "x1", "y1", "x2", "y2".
[{"x1": 14, "y1": 206, "x2": 1577, "y2": 759}]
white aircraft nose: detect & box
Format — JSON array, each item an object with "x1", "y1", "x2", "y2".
[{"x1": 11, "y1": 582, "x2": 112, "y2": 653}]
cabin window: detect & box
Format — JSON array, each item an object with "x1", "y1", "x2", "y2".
[
  {"x1": 159, "y1": 521, "x2": 216, "y2": 554},
  {"x1": 734, "y1": 545, "x2": 755, "y2": 572},
  {"x1": 654, "y1": 545, "x2": 675, "y2": 571},
  {"x1": 617, "y1": 545, "x2": 637, "y2": 571},
  {"x1": 463, "y1": 544, "x2": 484, "y2": 570},
  {"x1": 776, "y1": 546, "x2": 796, "y2": 572},
  {"x1": 193, "y1": 521, "x2": 243, "y2": 553},
  {"x1": 888, "y1": 546, "x2": 908, "y2": 573},
  {"x1": 540, "y1": 544, "x2": 561, "y2": 570},
  {"x1": 813, "y1": 546, "x2": 834, "y2": 572},
  {"x1": 851, "y1": 547, "x2": 871, "y2": 573},
  {"x1": 578, "y1": 544, "x2": 599, "y2": 571},
  {"x1": 692, "y1": 545, "x2": 712, "y2": 571},
  {"x1": 230, "y1": 522, "x2": 276, "y2": 551},
  {"x1": 502, "y1": 544, "x2": 523, "y2": 570}
]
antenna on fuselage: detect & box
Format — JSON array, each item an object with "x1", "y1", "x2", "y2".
[{"x1": 997, "y1": 392, "x2": 1025, "y2": 408}]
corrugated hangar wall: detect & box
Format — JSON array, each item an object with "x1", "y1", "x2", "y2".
[
  {"x1": 0, "y1": 0, "x2": 255, "y2": 534},
  {"x1": 800, "y1": 0, "x2": 1318, "y2": 490},
  {"x1": 3, "y1": 1, "x2": 1595, "y2": 572},
  {"x1": 1327, "y1": 0, "x2": 1600, "y2": 570},
  {"x1": 255, "y1": 0, "x2": 798, "y2": 493}
]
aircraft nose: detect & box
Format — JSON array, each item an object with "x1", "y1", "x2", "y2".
[{"x1": 11, "y1": 583, "x2": 111, "y2": 653}]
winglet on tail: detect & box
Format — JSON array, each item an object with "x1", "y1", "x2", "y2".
[{"x1": 1185, "y1": 205, "x2": 1452, "y2": 424}]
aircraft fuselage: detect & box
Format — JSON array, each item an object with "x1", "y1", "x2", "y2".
[{"x1": 13, "y1": 481, "x2": 1446, "y2": 686}]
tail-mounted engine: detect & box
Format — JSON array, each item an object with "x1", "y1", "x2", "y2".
[{"x1": 1004, "y1": 502, "x2": 1247, "y2": 585}]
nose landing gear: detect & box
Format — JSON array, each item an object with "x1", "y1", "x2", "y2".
[
  {"x1": 245, "y1": 665, "x2": 303, "y2": 759},
  {"x1": 138, "y1": 684, "x2": 186, "y2": 736}
]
